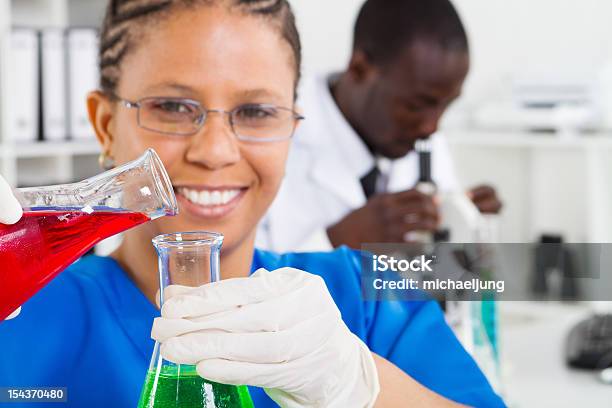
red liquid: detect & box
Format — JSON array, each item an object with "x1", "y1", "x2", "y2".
[{"x1": 0, "y1": 210, "x2": 149, "y2": 320}]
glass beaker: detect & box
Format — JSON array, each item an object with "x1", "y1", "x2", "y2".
[
  {"x1": 0, "y1": 148, "x2": 178, "y2": 320},
  {"x1": 138, "y1": 232, "x2": 254, "y2": 408}
]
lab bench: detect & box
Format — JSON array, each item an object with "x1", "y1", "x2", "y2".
[{"x1": 499, "y1": 301, "x2": 611, "y2": 408}]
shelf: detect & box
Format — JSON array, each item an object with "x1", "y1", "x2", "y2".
[
  {"x1": 10, "y1": 0, "x2": 68, "y2": 27},
  {"x1": 0, "y1": 140, "x2": 100, "y2": 158},
  {"x1": 445, "y1": 129, "x2": 612, "y2": 149}
]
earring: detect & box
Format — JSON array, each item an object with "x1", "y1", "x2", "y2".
[{"x1": 98, "y1": 152, "x2": 115, "y2": 170}]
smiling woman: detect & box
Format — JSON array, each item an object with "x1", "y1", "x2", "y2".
[
  {"x1": 0, "y1": 1, "x2": 505, "y2": 407},
  {"x1": 85, "y1": 0, "x2": 305, "y2": 297},
  {"x1": 89, "y1": 1, "x2": 300, "y2": 285}
]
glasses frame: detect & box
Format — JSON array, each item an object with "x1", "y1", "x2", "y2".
[{"x1": 114, "y1": 95, "x2": 305, "y2": 143}]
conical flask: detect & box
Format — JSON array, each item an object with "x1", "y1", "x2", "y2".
[
  {"x1": 0, "y1": 148, "x2": 178, "y2": 320},
  {"x1": 139, "y1": 232, "x2": 254, "y2": 408}
]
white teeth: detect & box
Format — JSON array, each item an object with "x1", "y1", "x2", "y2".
[
  {"x1": 199, "y1": 190, "x2": 211, "y2": 204},
  {"x1": 211, "y1": 191, "x2": 222, "y2": 205},
  {"x1": 179, "y1": 188, "x2": 241, "y2": 206},
  {"x1": 222, "y1": 191, "x2": 230, "y2": 203}
]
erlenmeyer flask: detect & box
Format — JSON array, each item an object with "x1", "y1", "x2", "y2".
[
  {"x1": 139, "y1": 232, "x2": 254, "y2": 408},
  {"x1": 0, "y1": 148, "x2": 178, "y2": 320}
]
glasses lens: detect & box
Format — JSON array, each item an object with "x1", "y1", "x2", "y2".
[
  {"x1": 232, "y1": 105, "x2": 295, "y2": 141},
  {"x1": 139, "y1": 98, "x2": 202, "y2": 135}
]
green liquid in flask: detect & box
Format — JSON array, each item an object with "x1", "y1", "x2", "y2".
[{"x1": 138, "y1": 365, "x2": 254, "y2": 408}]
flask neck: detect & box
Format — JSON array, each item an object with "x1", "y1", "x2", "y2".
[{"x1": 153, "y1": 232, "x2": 224, "y2": 307}]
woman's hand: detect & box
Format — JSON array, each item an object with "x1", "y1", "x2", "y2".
[
  {"x1": 152, "y1": 267, "x2": 380, "y2": 408},
  {"x1": 0, "y1": 174, "x2": 22, "y2": 224},
  {"x1": 5, "y1": 308, "x2": 21, "y2": 319},
  {"x1": 1, "y1": 174, "x2": 23, "y2": 320}
]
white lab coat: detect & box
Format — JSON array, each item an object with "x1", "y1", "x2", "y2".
[{"x1": 256, "y1": 74, "x2": 460, "y2": 252}]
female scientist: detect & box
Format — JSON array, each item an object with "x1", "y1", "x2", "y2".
[{"x1": 0, "y1": 1, "x2": 505, "y2": 407}]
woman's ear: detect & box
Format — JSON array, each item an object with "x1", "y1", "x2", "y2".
[
  {"x1": 87, "y1": 90, "x2": 115, "y2": 155},
  {"x1": 295, "y1": 106, "x2": 304, "y2": 131}
]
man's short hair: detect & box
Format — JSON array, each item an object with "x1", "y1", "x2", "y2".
[{"x1": 353, "y1": 0, "x2": 469, "y2": 65}]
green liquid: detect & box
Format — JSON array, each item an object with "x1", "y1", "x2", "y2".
[{"x1": 138, "y1": 365, "x2": 254, "y2": 408}]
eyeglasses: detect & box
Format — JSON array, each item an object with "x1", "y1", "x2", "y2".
[{"x1": 114, "y1": 95, "x2": 304, "y2": 143}]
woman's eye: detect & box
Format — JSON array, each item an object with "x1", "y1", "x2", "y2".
[
  {"x1": 156, "y1": 101, "x2": 193, "y2": 114},
  {"x1": 236, "y1": 106, "x2": 277, "y2": 120}
]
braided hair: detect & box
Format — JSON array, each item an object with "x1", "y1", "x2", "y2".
[{"x1": 99, "y1": 0, "x2": 301, "y2": 97}]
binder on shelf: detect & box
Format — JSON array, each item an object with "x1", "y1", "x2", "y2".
[
  {"x1": 67, "y1": 28, "x2": 99, "y2": 141},
  {"x1": 40, "y1": 28, "x2": 67, "y2": 142},
  {"x1": 8, "y1": 28, "x2": 39, "y2": 143}
]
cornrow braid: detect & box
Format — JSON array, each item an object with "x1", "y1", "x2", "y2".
[{"x1": 99, "y1": 0, "x2": 301, "y2": 97}]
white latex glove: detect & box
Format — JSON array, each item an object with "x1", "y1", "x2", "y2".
[
  {"x1": 152, "y1": 267, "x2": 380, "y2": 408},
  {"x1": 0, "y1": 174, "x2": 22, "y2": 224},
  {"x1": 1, "y1": 175, "x2": 23, "y2": 320},
  {"x1": 6, "y1": 308, "x2": 21, "y2": 320}
]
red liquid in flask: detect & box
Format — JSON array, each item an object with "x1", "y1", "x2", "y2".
[{"x1": 0, "y1": 210, "x2": 149, "y2": 320}]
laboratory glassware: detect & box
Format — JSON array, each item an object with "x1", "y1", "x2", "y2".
[
  {"x1": 0, "y1": 148, "x2": 177, "y2": 320},
  {"x1": 138, "y1": 231, "x2": 254, "y2": 408}
]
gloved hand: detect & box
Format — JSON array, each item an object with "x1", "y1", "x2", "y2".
[
  {"x1": 152, "y1": 267, "x2": 380, "y2": 408},
  {"x1": 1, "y1": 174, "x2": 23, "y2": 320},
  {"x1": 0, "y1": 174, "x2": 22, "y2": 224},
  {"x1": 6, "y1": 308, "x2": 21, "y2": 319}
]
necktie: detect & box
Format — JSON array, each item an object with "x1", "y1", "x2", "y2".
[{"x1": 360, "y1": 166, "x2": 380, "y2": 199}]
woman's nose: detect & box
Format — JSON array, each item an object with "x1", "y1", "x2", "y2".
[{"x1": 185, "y1": 112, "x2": 242, "y2": 169}]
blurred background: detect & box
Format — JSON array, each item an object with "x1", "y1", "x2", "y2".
[
  {"x1": 295, "y1": 0, "x2": 612, "y2": 245},
  {"x1": 1, "y1": 0, "x2": 612, "y2": 406}
]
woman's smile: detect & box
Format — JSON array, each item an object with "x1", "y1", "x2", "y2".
[{"x1": 175, "y1": 185, "x2": 249, "y2": 219}]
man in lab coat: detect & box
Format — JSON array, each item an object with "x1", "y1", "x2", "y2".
[{"x1": 257, "y1": 0, "x2": 502, "y2": 252}]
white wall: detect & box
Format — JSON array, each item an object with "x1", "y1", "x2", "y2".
[
  {"x1": 454, "y1": 0, "x2": 612, "y2": 105},
  {"x1": 290, "y1": 0, "x2": 362, "y2": 76}
]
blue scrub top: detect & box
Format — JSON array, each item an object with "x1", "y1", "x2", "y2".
[{"x1": 0, "y1": 247, "x2": 506, "y2": 407}]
